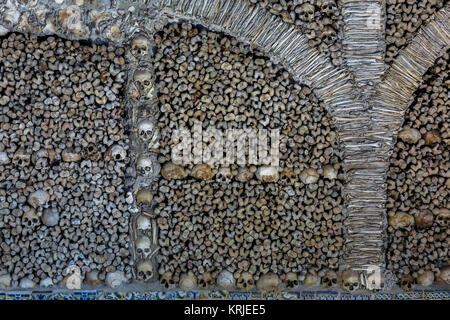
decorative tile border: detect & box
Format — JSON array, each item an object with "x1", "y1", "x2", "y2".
[{"x1": 1, "y1": 289, "x2": 449, "y2": 300}]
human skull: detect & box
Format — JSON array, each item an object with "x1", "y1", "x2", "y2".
[
  {"x1": 389, "y1": 213, "x2": 415, "y2": 229},
  {"x1": 14, "y1": 148, "x2": 31, "y2": 167},
  {"x1": 399, "y1": 274, "x2": 414, "y2": 292},
  {"x1": 322, "y1": 271, "x2": 338, "y2": 288},
  {"x1": 105, "y1": 271, "x2": 126, "y2": 288},
  {"x1": 256, "y1": 166, "x2": 279, "y2": 182},
  {"x1": 398, "y1": 127, "x2": 421, "y2": 144},
  {"x1": 42, "y1": 207, "x2": 59, "y2": 227},
  {"x1": 437, "y1": 266, "x2": 450, "y2": 285},
  {"x1": 320, "y1": 26, "x2": 337, "y2": 45},
  {"x1": 416, "y1": 271, "x2": 434, "y2": 287},
  {"x1": 179, "y1": 271, "x2": 197, "y2": 290},
  {"x1": 83, "y1": 143, "x2": 101, "y2": 161},
  {"x1": 216, "y1": 270, "x2": 235, "y2": 289},
  {"x1": 137, "y1": 119, "x2": 156, "y2": 141},
  {"x1": 62, "y1": 265, "x2": 81, "y2": 289},
  {"x1": 85, "y1": 270, "x2": 103, "y2": 286},
  {"x1": 135, "y1": 189, "x2": 153, "y2": 206},
  {"x1": 136, "y1": 155, "x2": 156, "y2": 177},
  {"x1": 319, "y1": 0, "x2": 337, "y2": 16},
  {"x1": 40, "y1": 277, "x2": 54, "y2": 288},
  {"x1": 236, "y1": 272, "x2": 255, "y2": 290},
  {"x1": 136, "y1": 215, "x2": 152, "y2": 234},
  {"x1": 64, "y1": 265, "x2": 81, "y2": 277},
  {"x1": 136, "y1": 236, "x2": 152, "y2": 258},
  {"x1": 108, "y1": 144, "x2": 127, "y2": 162},
  {"x1": 363, "y1": 267, "x2": 384, "y2": 291},
  {"x1": 191, "y1": 164, "x2": 213, "y2": 180},
  {"x1": 435, "y1": 208, "x2": 450, "y2": 227},
  {"x1": 284, "y1": 272, "x2": 299, "y2": 289},
  {"x1": 31, "y1": 148, "x2": 52, "y2": 166},
  {"x1": 413, "y1": 209, "x2": 434, "y2": 228},
  {"x1": 236, "y1": 167, "x2": 253, "y2": 182},
  {"x1": 161, "y1": 162, "x2": 187, "y2": 180},
  {"x1": 133, "y1": 69, "x2": 154, "y2": 99},
  {"x1": 22, "y1": 208, "x2": 40, "y2": 227},
  {"x1": 342, "y1": 270, "x2": 360, "y2": 292},
  {"x1": 198, "y1": 272, "x2": 215, "y2": 289},
  {"x1": 136, "y1": 259, "x2": 154, "y2": 282},
  {"x1": 27, "y1": 189, "x2": 49, "y2": 208},
  {"x1": 298, "y1": 3, "x2": 315, "y2": 22},
  {"x1": 300, "y1": 168, "x2": 319, "y2": 184},
  {"x1": 216, "y1": 167, "x2": 232, "y2": 184},
  {"x1": 303, "y1": 272, "x2": 320, "y2": 287},
  {"x1": 279, "y1": 169, "x2": 297, "y2": 185},
  {"x1": 256, "y1": 273, "x2": 281, "y2": 291},
  {"x1": 131, "y1": 35, "x2": 151, "y2": 58},
  {"x1": 160, "y1": 271, "x2": 175, "y2": 289},
  {"x1": 323, "y1": 165, "x2": 338, "y2": 180}
]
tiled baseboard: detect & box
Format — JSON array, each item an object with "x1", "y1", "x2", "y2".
[{"x1": 1, "y1": 289, "x2": 449, "y2": 300}]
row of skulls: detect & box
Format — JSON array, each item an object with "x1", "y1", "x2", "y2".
[
  {"x1": 127, "y1": 32, "x2": 161, "y2": 283},
  {"x1": 159, "y1": 269, "x2": 384, "y2": 292}
]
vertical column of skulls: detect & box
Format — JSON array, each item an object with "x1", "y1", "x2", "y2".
[{"x1": 125, "y1": 30, "x2": 161, "y2": 283}]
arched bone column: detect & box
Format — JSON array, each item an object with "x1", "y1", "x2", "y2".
[{"x1": 342, "y1": 0, "x2": 387, "y2": 91}]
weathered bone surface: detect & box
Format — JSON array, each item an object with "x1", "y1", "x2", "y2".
[{"x1": 0, "y1": 0, "x2": 449, "y2": 293}]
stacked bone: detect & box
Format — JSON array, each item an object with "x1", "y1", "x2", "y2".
[
  {"x1": 247, "y1": 0, "x2": 344, "y2": 67},
  {"x1": 386, "y1": 50, "x2": 450, "y2": 290},
  {"x1": 385, "y1": 0, "x2": 445, "y2": 64},
  {"x1": 152, "y1": 22, "x2": 345, "y2": 290},
  {"x1": 0, "y1": 33, "x2": 131, "y2": 289}
]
